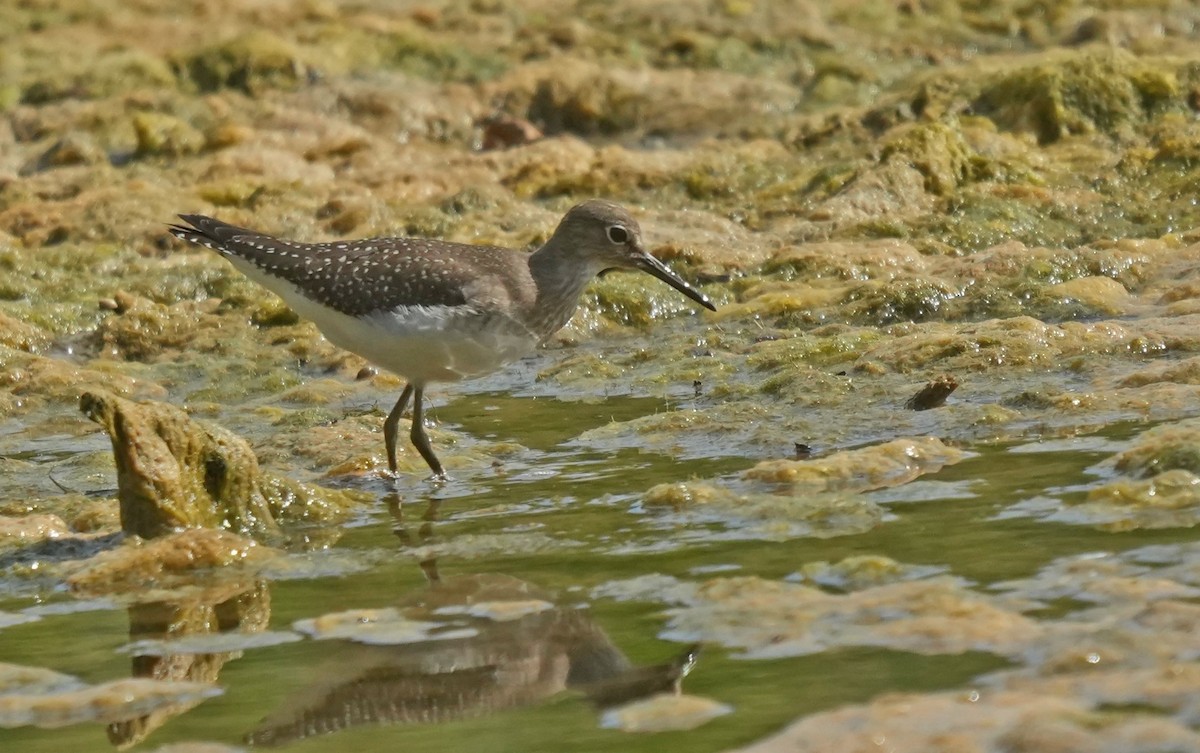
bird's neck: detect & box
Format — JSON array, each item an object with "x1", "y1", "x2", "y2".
[{"x1": 527, "y1": 244, "x2": 605, "y2": 340}]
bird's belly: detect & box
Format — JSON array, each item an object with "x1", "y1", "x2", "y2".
[{"x1": 289, "y1": 294, "x2": 537, "y2": 384}]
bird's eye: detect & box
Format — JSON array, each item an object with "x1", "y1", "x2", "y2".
[{"x1": 606, "y1": 225, "x2": 629, "y2": 244}]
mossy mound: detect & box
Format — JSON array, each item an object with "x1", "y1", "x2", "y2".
[
  {"x1": 973, "y1": 48, "x2": 1183, "y2": 144},
  {"x1": 80, "y1": 390, "x2": 361, "y2": 541},
  {"x1": 175, "y1": 31, "x2": 311, "y2": 95}
]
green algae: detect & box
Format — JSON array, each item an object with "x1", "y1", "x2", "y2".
[
  {"x1": 20, "y1": 49, "x2": 177, "y2": 105},
  {"x1": 185, "y1": 368, "x2": 305, "y2": 405},
  {"x1": 878, "y1": 121, "x2": 977, "y2": 197},
  {"x1": 840, "y1": 277, "x2": 962, "y2": 325},
  {"x1": 644, "y1": 481, "x2": 885, "y2": 542},
  {"x1": 131, "y1": 111, "x2": 204, "y2": 158},
  {"x1": 536, "y1": 352, "x2": 625, "y2": 384},
  {"x1": 195, "y1": 179, "x2": 265, "y2": 208},
  {"x1": 521, "y1": 66, "x2": 649, "y2": 136},
  {"x1": 175, "y1": 31, "x2": 310, "y2": 95},
  {"x1": 744, "y1": 436, "x2": 962, "y2": 491},
  {"x1": 1112, "y1": 419, "x2": 1200, "y2": 478},
  {"x1": 93, "y1": 295, "x2": 227, "y2": 362},
  {"x1": 295, "y1": 18, "x2": 508, "y2": 84},
  {"x1": 746, "y1": 331, "x2": 882, "y2": 371},
  {"x1": 0, "y1": 313, "x2": 50, "y2": 354},
  {"x1": 708, "y1": 50, "x2": 1200, "y2": 249},
  {"x1": 250, "y1": 297, "x2": 302, "y2": 328},
  {"x1": 1120, "y1": 356, "x2": 1200, "y2": 388},
  {"x1": 587, "y1": 273, "x2": 715, "y2": 329},
  {"x1": 19, "y1": 133, "x2": 108, "y2": 175},
  {"x1": 1080, "y1": 469, "x2": 1200, "y2": 530},
  {"x1": 352, "y1": 24, "x2": 506, "y2": 83},
  {"x1": 681, "y1": 144, "x2": 799, "y2": 203},
  {"x1": 790, "y1": 555, "x2": 946, "y2": 592},
  {"x1": 973, "y1": 49, "x2": 1181, "y2": 145}
]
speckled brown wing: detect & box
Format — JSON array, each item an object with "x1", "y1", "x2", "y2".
[{"x1": 168, "y1": 214, "x2": 523, "y2": 317}]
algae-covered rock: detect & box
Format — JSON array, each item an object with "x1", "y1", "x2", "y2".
[
  {"x1": 743, "y1": 436, "x2": 963, "y2": 492},
  {"x1": 904, "y1": 374, "x2": 958, "y2": 410},
  {"x1": 789, "y1": 555, "x2": 947, "y2": 592},
  {"x1": 813, "y1": 120, "x2": 979, "y2": 224},
  {"x1": 809, "y1": 160, "x2": 933, "y2": 223},
  {"x1": 65, "y1": 529, "x2": 270, "y2": 594},
  {"x1": 636, "y1": 438, "x2": 960, "y2": 543},
  {"x1": 19, "y1": 133, "x2": 108, "y2": 175},
  {"x1": 132, "y1": 112, "x2": 204, "y2": 158},
  {"x1": 841, "y1": 276, "x2": 963, "y2": 325},
  {"x1": 1112, "y1": 419, "x2": 1200, "y2": 478},
  {"x1": 1001, "y1": 423, "x2": 1200, "y2": 531},
  {"x1": 0, "y1": 349, "x2": 155, "y2": 418},
  {"x1": 175, "y1": 31, "x2": 310, "y2": 95},
  {"x1": 1080, "y1": 469, "x2": 1200, "y2": 531},
  {"x1": 855, "y1": 317, "x2": 1064, "y2": 373},
  {"x1": 79, "y1": 391, "x2": 358, "y2": 540},
  {"x1": 588, "y1": 270, "x2": 715, "y2": 328},
  {"x1": 878, "y1": 121, "x2": 976, "y2": 197},
  {"x1": 1119, "y1": 355, "x2": 1200, "y2": 388},
  {"x1": 0, "y1": 312, "x2": 49, "y2": 353},
  {"x1": 762, "y1": 238, "x2": 930, "y2": 281},
  {"x1": 20, "y1": 49, "x2": 177, "y2": 104},
  {"x1": 973, "y1": 48, "x2": 1181, "y2": 144},
  {"x1": 731, "y1": 672, "x2": 1200, "y2": 753},
  {"x1": 656, "y1": 575, "x2": 1041, "y2": 659},
  {"x1": 493, "y1": 59, "x2": 796, "y2": 138},
  {"x1": 1048, "y1": 275, "x2": 1131, "y2": 314},
  {"x1": 0, "y1": 514, "x2": 71, "y2": 550},
  {"x1": 643, "y1": 481, "x2": 884, "y2": 541}
]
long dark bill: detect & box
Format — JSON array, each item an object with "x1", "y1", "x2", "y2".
[{"x1": 634, "y1": 253, "x2": 717, "y2": 312}]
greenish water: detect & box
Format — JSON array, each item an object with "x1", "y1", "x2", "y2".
[{"x1": 0, "y1": 393, "x2": 1191, "y2": 752}]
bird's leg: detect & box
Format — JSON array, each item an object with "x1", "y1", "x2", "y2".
[
  {"x1": 383, "y1": 384, "x2": 415, "y2": 473},
  {"x1": 410, "y1": 386, "x2": 447, "y2": 479}
]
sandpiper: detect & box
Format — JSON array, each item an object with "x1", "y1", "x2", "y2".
[{"x1": 169, "y1": 200, "x2": 716, "y2": 479}]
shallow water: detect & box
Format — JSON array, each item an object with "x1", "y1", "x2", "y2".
[{"x1": 2, "y1": 382, "x2": 1193, "y2": 752}]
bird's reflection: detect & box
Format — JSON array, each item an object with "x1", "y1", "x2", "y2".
[
  {"x1": 247, "y1": 499, "x2": 699, "y2": 747},
  {"x1": 387, "y1": 491, "x2": 440, "y2": 582},
  {"x1": 248, "y1": 576, "x2": 698, "y2": 746}
]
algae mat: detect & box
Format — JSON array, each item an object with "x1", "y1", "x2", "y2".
[{"x1": 3, "y1": 0, "x2": 1200, "y2": 751}]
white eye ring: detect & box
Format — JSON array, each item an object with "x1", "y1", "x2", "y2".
[{"x1": 606, "y1": 225, "x2": 629, "y2": 244}]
